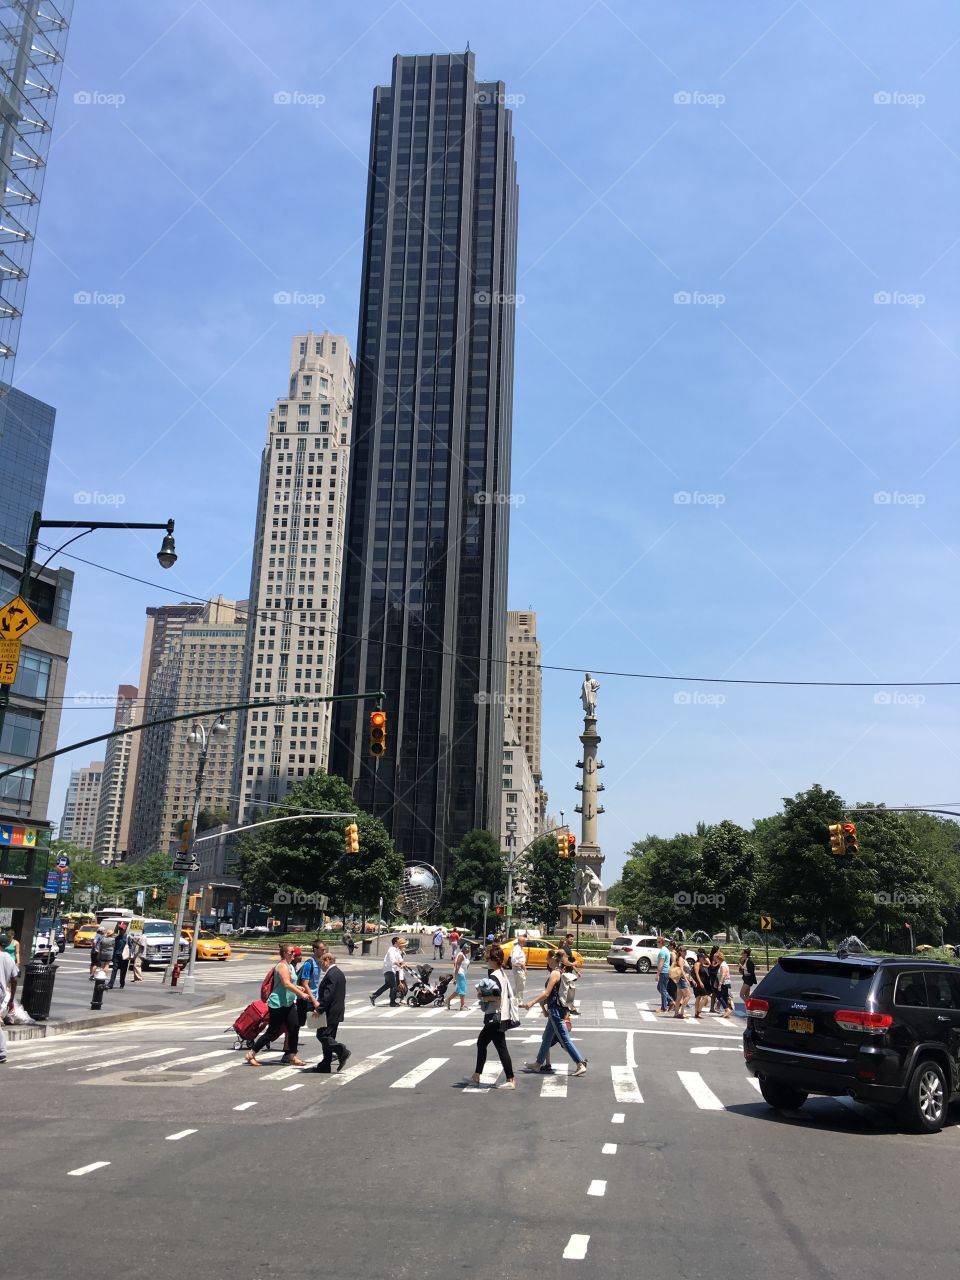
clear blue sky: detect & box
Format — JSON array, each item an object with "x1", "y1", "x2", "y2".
[{"x1": 22, "y1": 1, "x2": 960, "y2": 880}]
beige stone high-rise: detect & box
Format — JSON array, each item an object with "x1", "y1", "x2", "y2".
[
  {"x1": 234, "y1": 332, "x2": 354, "y2": 816},
  {"x1": 61, "y1": 762, "x2": 103, "y2": 850},
  {"x1": 128, "y1": 598, "x2": 246, "y2": 858},
  {"x1": 93, "y1": 684, "x2": 138, "y2": 862},
  {"x1": 505, "y1": 610, "x2": 546, "y2": 830}
]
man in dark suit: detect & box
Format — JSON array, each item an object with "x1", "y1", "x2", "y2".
[{"x1": 314, "y1": 952, "x2": 350, "y2": 1074}]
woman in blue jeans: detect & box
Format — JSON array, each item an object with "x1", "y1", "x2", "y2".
[{"x1": 521, "y1": 951, "x2": 587, "y2": 1077}]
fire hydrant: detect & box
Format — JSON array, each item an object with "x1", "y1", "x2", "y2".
[{"x1": 171, "y1": 961, "x2": 183, "y2": 987}]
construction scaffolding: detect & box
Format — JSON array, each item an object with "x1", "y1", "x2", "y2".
[{"x1": 0, "y1": 0, "x2": 72, "y2": 381}]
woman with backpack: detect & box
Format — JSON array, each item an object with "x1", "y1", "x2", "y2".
[
  {"x1": 521, "y1": 951, "x2": 587, "y2": 1077},
  {"x1": 464, "y1": 945, "x2": 518, "y2": 1090},
  {"x1": 245, "y1": 944, "x2": 318, "y2": 1067}
]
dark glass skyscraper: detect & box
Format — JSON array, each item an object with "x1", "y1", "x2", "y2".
[{"x1": 331, "y1": 52, "x2": 519, "y2": 876}]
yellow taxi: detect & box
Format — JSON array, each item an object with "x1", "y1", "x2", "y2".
[
  {"x1": 182, "y1": 928, "x2": 232, "y2": 961},
  {"x1": 504, "y1": 935, "x2": 584, "y2": 970},
  {"x1": 73, "y1": 920, "x2": 101, "y2": 949}
]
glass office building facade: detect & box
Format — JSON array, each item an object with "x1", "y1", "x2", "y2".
[
  {"x1": 0, "y1": 385, "x2": 55, "y2": 552},
  {"x1": 331, "y1": 52, "x2": 519, "y2": 876}
]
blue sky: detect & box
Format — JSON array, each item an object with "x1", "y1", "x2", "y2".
[{"x1": 21, "y1": 1, "x2": 960, "y2": 880}]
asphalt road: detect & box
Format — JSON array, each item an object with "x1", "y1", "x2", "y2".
[{"x1": 6, "y1": 955, "x2": 960, "y2": 1280}]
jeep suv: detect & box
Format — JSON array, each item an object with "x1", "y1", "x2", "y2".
[{"x1": 744, "y1": 951, "x2": 960, "y2": 1133}]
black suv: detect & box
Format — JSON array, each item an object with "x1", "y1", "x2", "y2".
[{"x1": 743, "y1": 951, "x2": 960, "y2": 1133}]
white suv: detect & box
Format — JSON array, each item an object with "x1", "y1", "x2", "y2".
[{"x1": 606, "y1": 935, "x2": 662, "y2": 974}]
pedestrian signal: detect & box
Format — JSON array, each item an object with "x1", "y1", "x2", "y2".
[
  {"x1": 369, "y1": 709, "x2": 387, "y2": 758},
  {"x1": 344, "y1": 822, "x2": 359, "y2": 854},
  {"x1": 828, "y1": 823, "x2": 844, "y2": 855},
  {"x1": 843, "y1": 822, "x2": 859, "y2": 855}
]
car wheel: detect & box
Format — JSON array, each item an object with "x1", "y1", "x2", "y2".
[
  {"x1": 897, "y1": 1059, "x2": 947, "y2": 1133},
  {"x1": 636, "y1": 958, "x2": 651, "y2": 974},
  {"x1": 612, "y1": 964, "x2": 625, "y2": 974},
  {"x1": 758, "y1": 1078, "x2": 808, "y2": 1112}
]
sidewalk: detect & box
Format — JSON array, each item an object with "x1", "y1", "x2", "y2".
[{"x1": 5, "y1": 953, "x2": 226, "y2": 1041}]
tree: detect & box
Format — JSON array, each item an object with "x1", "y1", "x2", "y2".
[
  {"x1": 624, "y1": 832, "x2": 705, "y2": 933},
  {"x1": 516, "y1": 835, "x2": 575, "y2": 932},
  {"x1": 697, "y1": 820, "x2": 756, "y2": 934},
  {"x1": 237, "y1": 772, "x2": 402, "y2": 925},
  {"x1": 198, "y1": 807, "x2": 230, "y2": 833},
  {"x1": 443, "y1": 829, "x2": 505, "y2": 931}
]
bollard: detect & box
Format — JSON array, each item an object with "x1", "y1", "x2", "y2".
[{"x1": 91, "y1": 968, "x2": 107, "y2": 1010}]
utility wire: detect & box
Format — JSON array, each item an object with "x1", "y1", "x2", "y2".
[{"x1": 34, "y1": 542, "x2": 960, "y2": 692}]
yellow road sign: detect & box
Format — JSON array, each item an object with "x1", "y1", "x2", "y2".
[
  {"x1": 0, "y1": 595, "x2": 39, "y2": 642},
  {"x1": 760, "y1": 914, "x2": 773, "y2": 931},
  {"x1": 0, "y1": 637, "x2": 19, "y2": 685},
  {"x1": 571, "y1": 907, "x2": 584, "y2": 924}
]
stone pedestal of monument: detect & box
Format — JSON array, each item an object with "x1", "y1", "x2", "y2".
[{"x1": 559, "y1": 704, "x2": 620, "y2": 941}]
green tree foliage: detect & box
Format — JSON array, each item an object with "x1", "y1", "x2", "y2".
[
  {"x1": 443, "y1": 829, "x2": 505, "y2": 931},
  {"x1": 198, "y1": 807, "x2": 231, "y2": 832},
  {"x1": 237, "y1": 772, "x2": 402, "y2": 923},
  {"x1": 516, "y1": 834, "x2": 575, "y2": 932},
  {"x1": 697, "y1": 819, "x2": 756, "y2": 933}
]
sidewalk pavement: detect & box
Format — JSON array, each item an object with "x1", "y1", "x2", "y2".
[{"x1": 5, "y1": 955, "x2": 226, "y2": 1041}]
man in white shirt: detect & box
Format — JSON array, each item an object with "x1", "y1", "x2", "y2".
[
  {"x1": 370, "y1": 936, "x2": 404, "y2": 1007},
  {"x1": 0, "y1": 947, "x2": 18, "y2": 1064},
  {"x1": 432, "y1": 927, "x2": 444, "y2": 959},
  {"x1": 509, "y1": 937, "x2": 527, "y2": 1001}
]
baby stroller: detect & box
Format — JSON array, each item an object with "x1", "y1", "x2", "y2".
[
  {"x1": 433, "y1": 973, "x2": 453, "y2": 1005},
  {"x1": 405, "y1": 963, "x2": 440, "y2": 1007}
]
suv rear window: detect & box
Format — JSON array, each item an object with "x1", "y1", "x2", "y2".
[
  {"x1": 612, "y1": 937, "x2": 634, "y2": 947},
  {"x1": 760, "y1": 957, "x2": 877, "y2": 1002}
]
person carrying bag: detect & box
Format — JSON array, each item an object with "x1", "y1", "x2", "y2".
[{"x1": 463, "y1": 945, "x2": 517, "y2": 1089}]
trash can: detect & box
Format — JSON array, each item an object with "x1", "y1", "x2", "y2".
[
  {"x1": 21, "y1": 959, "x2": 58, "y2": 1021},
  {"x1": 361, "y1": 939, "x2": 373, "y2": 956}
]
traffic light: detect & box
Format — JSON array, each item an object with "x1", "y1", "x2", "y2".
[
  {"x1": 188, "y1": 893, "x2": 201, "y2": 912},
  {"x1": 843, "y1": 822, "x2": 859, "y2": 855},
  {"x1": 566, "y1": 833, "x2": 576, "y2": 859},
  {"x1": 344, "y1": 822, "x2": 359, "y2": 854},
  {"x1": 369, "y1": 709, "x2": 387, "y2": 758},
  {"x1": 151, "y1": 886, "x2": 157, "y2": 900},
  {"x1": 828, "y1": 823, "x2": 844, "y2": 855},
  {"x1": 557, "y1": 831, "x2": 568, "y2": 857}
]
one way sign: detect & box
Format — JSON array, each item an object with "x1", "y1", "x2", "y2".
[{"x1": 0, "y1": 595, "x2": 39, "y2": 639}]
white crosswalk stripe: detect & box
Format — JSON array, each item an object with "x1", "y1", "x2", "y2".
[
  {"x1": 677, "y1": 1070, "x2": 725, "y2": 1110},
  {"x1": 146, "y1": 1050, "x2": 234, "y2": 1073},
  {"x1": 540, "y1": 1063, "x2": 568, "y2": 1098},
  {"x1": 610, "y1": 1065, "x2": 643, "y2": 1103},
  {"x1": 602, "y1": 1001, "x2": 619, "y2": 1021},
  {"x1": 464, "y1": 1062, "x2": 502, "y2": 1092},
  {"x1": 390, "y1": 1057, "x2": 449, "y2": 1088}
]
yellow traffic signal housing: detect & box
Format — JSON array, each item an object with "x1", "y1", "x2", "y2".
[
  {"x1": 345, "y1": 822, "x2": 359, "y2": 854},
  {"x1": 369, "y1": 709, "x2": 387, "y2": 758},
  {"x1": 188, "y1": 893, "x2": 201, "y2": 912},
  {"x1": 557, "y1": 831, "x2": 568, "y2": 857},
  {"x1": 843, "y1": 822, "x2": 859, "y2": 855},
  {"x1": 828, "y1": 823, "x2": 844, "y2": 855}
]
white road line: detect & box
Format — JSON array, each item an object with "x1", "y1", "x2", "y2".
[
  {"x1": 638, "y1": 1009, "x2": 657, "y2": 1022},
  {"x1": 417, "y1": 1007, "x2": 443, "y2": 1018},
  {"x1": 72, "y1": 1048, "x2": 182, "y2": 1072},
  {"x1": 233, "y1": 1101, "x2": 257, "y2": 1111},
  {"x1": 380, "y1": 1008, "x2": 405, "y2": 1018},
  {"x1": 330, "y1": 1055, "x2": 389, "y2": 1087},
  {"x1": 602, "y1": 1143, "x2": 617, "y2": 1155},
  {"x1": 587, "y1": 1180, "x2": 606, "y2": 1197},
  {"x1": 390, "y1": 1057, "x2": 449, "y2": 1089},
  {"x1": 283, "y1": 1083, "x2": 304, "y2": 1092},
  {"x1": 625, "y1": 1030, "x2": 636, "y2": 1070},
  {"x1": 677, "y1": 1071, "x2": 725, "y2": 1110},
  {"x1": 563, "y1": 1234, "x2": 590, "y2": 1260},
  {"x1": 453, "y1": 1008, "x2": 474, "y2": 1019},
  {"x1": 610, "y1": 1065, "x2": 643, "y2": 1103},
  {"x1": 259, "y1": 1065, "x2": 302, "y2": 1081},
  {"x1": 371, "y1": 1028, "x2": 442, "y2": 1057},
  {"x1": 690, "y1": 1046, "x2": 743, "y2": 1055},
  {"x1": 198, "y1": 1057, "x2": 245, "y2": 1075},
  {"x1": 540, "y1": 1063, "x2": 569, "y2": 1098},
  {"x1": 746, "y1": 1077, "x2": 761, "y2": 1093},
  {"x1": 602, "y1": 1001, "x2": 618, "y2": 1021},
  {"x1": 165, "y1": 1130, "x2": 197, "y2": 1141},
  {"x1": 68, "y1": 1161, "x2": 111, "y2": 1177},
  {"x1": 13, "y1": 1044, "x2": 139, "y2": 1070},
  {"x1": 146, "y1": 1049, "x2": 233, "y2": 1073},
  {"x1": 611, "y1": 1112, "x2": 625, "y2": 1124},
  {"x1": 464, "y1": 1063, "x2": 501, "y2": 1092}
]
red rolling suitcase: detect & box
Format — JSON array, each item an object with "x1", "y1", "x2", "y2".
[{"x1": 233, "y1": 999, "x2": 269, "y2": 1047}]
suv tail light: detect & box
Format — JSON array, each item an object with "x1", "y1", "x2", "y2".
[
  {"x1": 745, "y1": 997, "x2": 768, "y2": 1019},
  {"x1": 621, "y1": 947, "x2": 633, "y2": 952},
  {"x1": 834, "y1": 1009, "x2": 893, "y2": 1034}
]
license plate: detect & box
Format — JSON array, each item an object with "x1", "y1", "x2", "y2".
[{"x1": 788, "y1": 1017, "x2": 814, "y2": 1034}]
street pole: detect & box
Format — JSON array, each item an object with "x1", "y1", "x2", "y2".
[{"x1": 166, "y1": 724, "x2": 211, "y2": 989}]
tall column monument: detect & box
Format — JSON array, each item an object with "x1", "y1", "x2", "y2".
[{"x1": 559, "y1": 674, "x2": 619, "y2": 939}]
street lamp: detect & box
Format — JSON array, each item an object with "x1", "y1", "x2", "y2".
[{"x1": 165, "y1": 715, "x2": 229, "y2": 991}]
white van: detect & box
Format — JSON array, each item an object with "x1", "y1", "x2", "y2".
[{"x1": 138, "y1": 918, "x2": 189, "y2": 970}]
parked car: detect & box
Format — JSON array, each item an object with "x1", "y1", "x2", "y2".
[
  {"x1": 744, "y1": 949, "x2": 960, "y2": 1133},
  {"x1": 34, "y1": 916, "x2": 65, "y2": 956},
  {"x1": 605, "y1": 936, "x2": 696, "y2": 974}
]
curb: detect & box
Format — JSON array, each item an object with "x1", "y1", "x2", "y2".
[{"x1": 4, "y1": 990, "x2": 226, "y2": 1041}]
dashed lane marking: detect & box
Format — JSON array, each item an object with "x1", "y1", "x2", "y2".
[
  {"x1": 611, "y1": 1113, "x2": 625, "y2": 1124},
  {"x1": 283, "y1": 1083, "x2": 304, "y2": 1092},
  {"x1": 610, "y1": 1065, "x2": 643, "y2": 1104},
  {"x1": 677, "y1": 1071, "x2": 725, "y2": 1110},
  {"x1": 602, "y1": 1143, "x2": 617, "y2": 1155},
  {"x1": 68, "y1": 1161, "x2": 111, "y2": 1177},
  {"x1": 390, "y1": 1057, "x2": 449, "y2": 1088},
  {"x1": 563, "y1": 1234, "x2": 590, "y2": 1260},
  {"x1": 233, "y1": 1101, "x2": 257, "y2": 1111},
  {"x1": 165, "y1": 1130, "x2": 197, "y2": 1141},
  {"x1": 587, "y1": 1180, "x2": 606, "y2": 1196}
]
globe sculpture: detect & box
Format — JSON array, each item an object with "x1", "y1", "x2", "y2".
[{"x1": 397, "y1": 862, "x2": 441, "y2": 920}]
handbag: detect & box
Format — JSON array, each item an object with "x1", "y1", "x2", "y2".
[{"x1": 121, "y1": 944, "x2": 130, "y2": 962}]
